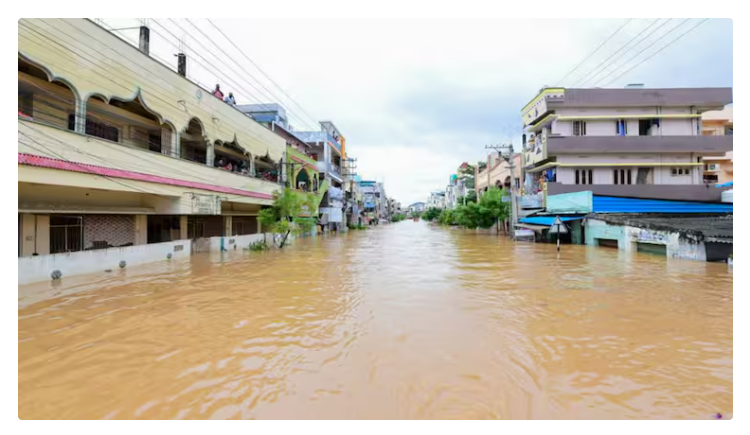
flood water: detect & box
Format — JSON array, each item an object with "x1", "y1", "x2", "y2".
[{"x1": 18, "y1": 222, "x2": 733, "y2": 419}]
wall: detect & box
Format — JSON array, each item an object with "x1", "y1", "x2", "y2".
[
  {"x1": 585, "y1": 219, "x2": 707, "y2": 261},
  {"x1": 18, "y1": 238, "x2": 192, "y2": 285},
  {"x1": 209, "y1": 233, "x2": 273, "y2": 252},
  {"x1": 83, "y1": 215, "x2": 135, "y2": 249}
]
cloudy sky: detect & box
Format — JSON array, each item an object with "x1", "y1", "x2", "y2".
[{"x1": 103, "y1": 18, "x2": 732, "y2": 205}]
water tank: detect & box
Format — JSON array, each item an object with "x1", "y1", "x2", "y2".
[{"x1": 721, "y1": 189, "x2": 733, "y2": 203}]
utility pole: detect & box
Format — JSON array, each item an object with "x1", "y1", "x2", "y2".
[{"x1": 485, "y1": 144, "x2": 516, "y2": 237}]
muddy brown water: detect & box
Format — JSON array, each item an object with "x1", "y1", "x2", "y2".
[{"x1": 18, "y1": 222, "x2": 732, "y2": 419}]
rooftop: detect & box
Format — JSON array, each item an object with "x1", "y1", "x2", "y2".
[{"x1": 590, "y1": 213, "x2": 733, "y2": 242}]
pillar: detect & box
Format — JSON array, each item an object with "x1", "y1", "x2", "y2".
[
  {"x1": 206, "y1": 142, "x2": 215, "y2": 166},
  {"x1": 180, "y1": 216, "x2": 188, "y2": 240},
  {"x1": 224, "y1": 216, "x2": 233, "y2": 237},
  {"x1": 74, "y1": 97, "x2": 87, "y2": 134},
  {"x1": 21, "y1": 214, "x2": 51, "y2": 256},
  {"x1": 256, "y1": 217, "x2": 262, "y2": 234},
  {"x1": 134, "y1": 215, "x2": 148, "y2": 245}
]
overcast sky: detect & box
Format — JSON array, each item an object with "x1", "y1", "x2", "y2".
[{"x1": 102, "y1": 18, "x2": 732, "y2": 206}]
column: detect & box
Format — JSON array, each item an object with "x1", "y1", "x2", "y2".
[
  {"x1": 74, "y1": 97, "x2": 87, "y2": 134},
  {"x1": 20, "y1": 214, "x2": 37, "y2": 256},
  {"x1": 206, "y1": 142, "x2": 215, "y2": 166},
  {"x1": 180, "y1": 216, "x2": 188, "y2": 240},
  {"x1": 161, "y1": 126, "x2": 173, "y2": 157},
  {"x1": 224, "y1": 216, "x2": 233, "y2": 237},
  {"x1": 134, "y1": 215, "x2": 148, "y2": 245}
]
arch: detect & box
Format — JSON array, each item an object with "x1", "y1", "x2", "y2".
[
  {"x1": 18, "y1": 54, "x2": 82, "y2": 102},
  {"x1": 295, "y1": 168, "x2": 311, "y2": 191},
  {"x1": 503, "y1": 175, "x2": 512, "y2": 188},
  {"x1": 494, "y1": 179, "x2": 502, "y2": 188},
  {"x1": 19, "y1": 55, "x2": 80, "y2": 130}
]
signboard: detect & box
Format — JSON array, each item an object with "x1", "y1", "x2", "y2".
[
  {"x1": 190, "y1": 193, "x2": 221, "y2": 215},
  {"x1": 548, "y1": 216, "x2": 569, "y2": 234}
]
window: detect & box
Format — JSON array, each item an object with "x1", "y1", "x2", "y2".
[
  {"x1": 613, "y1": 169, "x2": 633, "y2": 185},
  {"x1": 86, "y1": 118, "x2": 120, "y2": 142},
  {"x1": 638, "y1": 119, "x2": 654, "y2": 136},
  {"x1": 575, "y1": 169, "x2": 594, "y2": 185},
  {"x1": 573, "y1": 121, "x2": 586, "y2": 136},
  {"x1": 49, "y1": 215, "x2": 83, "y2": 254},
  {"x1": 615, "y1": 119, "x2": 627, "y2": 136},
  {"x1": 671, "y1": 168, "x2": 691, "y2": 176}
]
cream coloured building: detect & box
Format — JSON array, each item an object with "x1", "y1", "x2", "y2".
[{"x1": 18, "y1": 19, "x2": 286, "y2": 284}]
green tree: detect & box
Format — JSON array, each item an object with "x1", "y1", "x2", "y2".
[
  {"x1": 465, "y1": 190, "x2": 478, "y2": 204},
  {"x1": 438, "y1": 209, "x2": 458, "y2": 226},
  {"x1": 479, "y1": 187, "x2": 511, "y2": 233},
  {"x1": 422, "y1": 207, "x2": 442, "y2": 222},
  {"x1": 259, "y1": 188, "x2": 317, "y2": 248}
]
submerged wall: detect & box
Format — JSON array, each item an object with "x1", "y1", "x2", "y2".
[{"x1": 585, "y1": 219, "x2": 707, "y2": 261}]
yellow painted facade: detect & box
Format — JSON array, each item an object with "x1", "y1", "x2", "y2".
[{"x1": 19, "y1": 18, "x2": 285, "y2": 161}]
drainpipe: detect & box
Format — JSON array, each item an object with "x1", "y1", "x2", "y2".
[{"x1": 139, "y1": 26, "x2": 150, "y2": 56}]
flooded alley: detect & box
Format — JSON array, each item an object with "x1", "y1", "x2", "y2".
[{"x1": 18, "y1": 222, "x2": 733, "y2": 419}]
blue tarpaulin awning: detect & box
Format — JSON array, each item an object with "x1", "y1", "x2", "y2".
[
  {"x1": 519, "y1": 216, "x2": 584, "y2": 226},
  {"x1": 715, "y1": 182, "x2": 733, "y2": 188}
]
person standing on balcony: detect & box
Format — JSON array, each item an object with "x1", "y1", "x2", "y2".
[
  {"x1": 224, "y1": 92, "x2": 236, "y2": 105},
  {"x1": 213, "y1": 84, "x2": 224, "y2": 99}
]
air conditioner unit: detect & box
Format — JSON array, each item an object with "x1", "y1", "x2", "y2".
[{"x1": 707, "y1": 163, "x2": 721, "y2": 172}]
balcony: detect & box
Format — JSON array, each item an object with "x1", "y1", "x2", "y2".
[
  {"x1": 18, "y1": 120, "x2": 280, "y2": 205},
  {"x1": 546, "y1": 135, "x2": 732, "y2": 155},
  {"x1": 287, "y1": 146, "x2": 319, "y2": 169},
  {"x1": 546, "y1": 182, "x2": 730, "y2": 202}
]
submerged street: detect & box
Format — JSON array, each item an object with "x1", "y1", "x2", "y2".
[{"x1": 18, "y1": 222, "x2": 732, "y2": 419}]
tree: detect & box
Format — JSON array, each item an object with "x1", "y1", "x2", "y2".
[
  {"x1": 479, "y1": 186, "x2": 511, "y2": 234},
  {"x1": 258, "y1": 188, "x2": 317, "y2": 248},
  {"x1": 465, "y1": 190, "x2": 478, "y2": 204},
  {"x1": 422, "y1": 207, "x2": 442, "y2": 222}
]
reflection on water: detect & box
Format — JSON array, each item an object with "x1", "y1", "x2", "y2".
[{"x1": 18, "y1": 223, "x2": 732, "y2": 419}]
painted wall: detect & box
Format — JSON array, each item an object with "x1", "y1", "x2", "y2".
[
  {"x1": 18, "y1": 238, "x2": 192, "y2": 285},
  {"x1": 546, "y1": 191, "x2": 592, "y2": 214},
  {"x1": 19, "y1": 121, "x2": 278, "y2": 206},
  {"x1": 585, "y1": 219, "x2": 707, "y2": 261},
  {"x1": 19, "y1": 19, "x2": 285, "y2": 161},
  {"x1": 209, "y1": 233, "x2": 272, "y2": 252}
]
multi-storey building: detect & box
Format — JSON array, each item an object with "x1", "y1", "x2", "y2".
[
  {"x1": 519, "y1": 86, "x2": 733, "y2": 214},
  {"x1": 701, "y1": 106, "x2": 733, "y2": 185},
  {"x1": 293, "y1": 121, "x2": 347, "y2": 230},
  {"x1": 476, "y1": 153, "x2": 522, "y2": 196},
  {"x1": 427, "y1": 191, "x2": 446, "y2": 210},
  {"x1": 18, "y1": 19, "x2": 287, "y2": 284}
]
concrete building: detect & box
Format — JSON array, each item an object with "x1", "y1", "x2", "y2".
[
  {"x1": 292, "y1": 121, "x2": 348, "y2": 231},
  {"x1": 427, "y1": 191, "x2": 446, "y2": 210},
  {"x1": 585, "y1": 214, "x2": 732, "y2": 262},
  {"x1": 701, "y1": 106, "x2": 733, "y2": 185},
  {"x1": 519, "y1": 86, "x2": 733, "y2": 211},
  {"x1": 408, "y1": 202, "x2": 426, "y2": 213},
  {"x1": 18, "y1": 19, "x2": 286, "y2": 284},
  {"x1": 476, "y1": 153, "x2": 522, "y2": 197}
]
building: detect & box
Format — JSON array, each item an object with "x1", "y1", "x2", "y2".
[
  {"x1": 238, "y1": 103, "x2": 327, "y2": 232},
  {"x1": 408, "y1": 202, "x2": 426, "y2": 213},
  {"x1": 476, "y1": 153, "x2": 522, "y2": 196},
  {"x1": 701, "y1": 106, "x2": 733, "y2": 185},
  {"x1": 518, "y1": 86, "x2": 733, "y2": 214},
  {"x1": 292, "y1": 121, "x2": 348, "y2": 231},
  {"x1": 18, "y1": 19, "x2": 286, "y2": 284},
  {"x1": 427, "y1": 191, "x2": 446, "y2": 210},
  {"x1": 515, "y1": 86, "x2": 734, "y2": 258},
  {"x1": 359, "y1": 180, "x2": 381, "y2": 225},
  {"x1": 585, "y1": 214, "x2": 732, "y2": 262}
]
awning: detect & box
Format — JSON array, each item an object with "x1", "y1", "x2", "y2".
[
  {"x1": 716, "y1": 182, "x2": 733, "y2": 188},
  {"x1": 519, "y1": 216, "x2": 585, "y2": 226},
  {"x1": 515, "y1": 223, "x2": 548, "y2": 231}
]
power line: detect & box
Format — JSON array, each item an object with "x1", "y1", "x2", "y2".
[
  {"x1": 206, "y1": 18, "x2": 321, "y2": 129},
  {"x1": 179, "y1": 18, "x2": 320, "y2": 131},
  {"x1": 570, "y1": 18, "x2": 663, "y2": 88},
  {"x1": 578, "y1": 18, "x2": 675, "y2": 87},
  {"x1": 555, "y1": 18, "x2": 634, "y2": 86},
  {"x1": 602, "y1": 18, "x2": 712, "y2": 87},
  {"x1": 592, "y1": 18, "x2": 694, "y2": 87}
]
